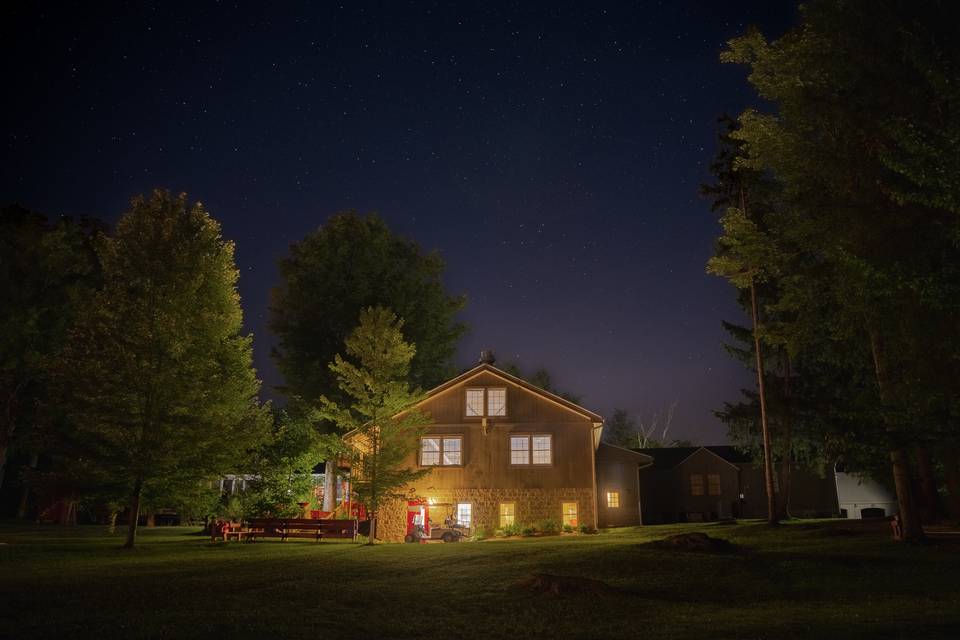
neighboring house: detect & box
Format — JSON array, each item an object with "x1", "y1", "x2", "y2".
[
  {"x1": 346, "y1": 355, "x2": 652, "y2": 541},
  {"x1": 636, "y1": 446, "x2": 839, "y2": 523},
  {"x1": 834, "y1": 468, "x2": 897, "y2": 519}
]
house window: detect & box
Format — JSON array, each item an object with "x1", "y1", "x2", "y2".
[
  {"x1": 420, "y1": 436, "x2": 462, "y2": 466},
  {"x1": 487, "y1": 388, "x2": 506, "y2": 416},
  {"x1": 708, "y1": 474, "x2": 721, "y2": 496},
  {"x1": 456, "y1": 503, "x2": 472, "y2": 528},
  {"x1": 466, "y1": 387, "x2": 507, "y2": 417},
  {"x1": 499, "y1": 502, "x2": 515, "y2": 527},
  {"x1": 606, "y1": 491, "x2": 620, "y2": 508},
  {"x1": 562, "y1": 502, "x2": 578, "y2": 527},
  {"x1": 690, "y1": 474, "x2": 704, "y2": 496},
  {"x1": 465, "y1": 388, "x2": 485, "y2": 417},
  {"x1": 510, "y1": 435, "x2": 552, "y2": 465}
]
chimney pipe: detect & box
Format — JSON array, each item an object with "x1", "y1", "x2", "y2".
[{"x1": 479, "y1": 350, "x2": 496, "y2": 365}]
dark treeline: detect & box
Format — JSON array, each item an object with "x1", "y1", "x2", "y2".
[{"x1": 705, "y1": 1, "x2": 960, "y2": 541}]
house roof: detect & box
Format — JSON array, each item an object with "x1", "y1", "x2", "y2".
[
  {"x1": 598, "y1": 441, "x2": 655, "y2": 465},
  {"x1": 416, "y1": 363, "x2": 604, "y2": 423},
  {"x1": 634, "y1": 445, "x2": 753, "y2": 470}
]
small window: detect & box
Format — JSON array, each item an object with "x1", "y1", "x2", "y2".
[
  {"x1": 510, "y1": 436, "x2": 530, "y2": 465},
  {"x1": 465, "y1": 388, "x2": 484, "y2": 417},
  {"x1": 606, "y1": 491, "x2": 620, "y2": 508},
  {"x1": 420, "y1": 436, "x2": 462, "y2": 466},
  {"x1": 532, "y1": 435, "x2": 552, "y2": 465},
  {"x1": 456, "y1": 503, "x2": 472, "y2": 528},
  {"x1": 487, "y1": 388, "x2": 506, "y2": 416},
  {"x1": 499, "y1": 502, "x2": 515, "y2": 527},
  {"x1": 690, "y1": 474, "x2": 704, "y2": 496},
  {"x1": 708, "y1": 474, "x2": 721, "y2": 496},
  {"x1": 562, "y1": 502, "x2": 578, "y2": 527}
]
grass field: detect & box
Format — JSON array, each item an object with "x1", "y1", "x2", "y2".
[{"x1": 2, "y1": 518, "x2": 958, "y2": 639}]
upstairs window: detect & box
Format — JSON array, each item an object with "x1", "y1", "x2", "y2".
[
  {"x1": 420, "y1": 436, "x2": 463, "y2": 466},
  {"x1": 708, "y1": 473, "x2": 721, "y2": 496},
  {"x1": 510, "y1": 434, "x2": 552, "y2": 465},
  {"x1": 690, "y1": 474, "x2": 704, "y2": 496},
  {"x1": 465, "y1": 387, "x2": 507, "y2": 417}
]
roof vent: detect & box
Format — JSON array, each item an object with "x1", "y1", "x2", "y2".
[{"x1": 478, "y1": 350, "x2": 496, "y2": 365}]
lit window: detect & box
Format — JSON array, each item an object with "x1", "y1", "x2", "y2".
[
  {"x1": 442, "y1": 437, "x2": 462, "y2": 465},
  {"x1": 456, "y1": 503, "x2": 472, "y2": 528},
  {"x1": 690, "y1": 474, "x2": 704, "y2": 496},
  {"x1": 487, "y1": 388, "x2": 506, "y2": 416},
  {"x1": 465, "y1": 388, "x2": 484, "y2": 416},
  {"x1": 607, "y1": 491, "x2": 620, "y2": 508},
  {"x1": 562, "y1": 502, "x2": 578, "y2": 527},
  {"x1": 499, "y1": 503, "x2": 515, "y2": 527},
  {"x1": 532, "y1": 435, "x2": 552, "y2": 465},
  {"x1": 421, "y1": 436, "x2": 462, "y2": 466},
  {"x1": 708, "y1": 474, "x2": 721, "y2": 496},
  {"x1": 510, "y1": 436, "x2": 530, "y2": 465}
]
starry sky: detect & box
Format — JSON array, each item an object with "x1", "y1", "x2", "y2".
[{"x1": 2, "y1": 1, "x2": 797, "y2": 444}]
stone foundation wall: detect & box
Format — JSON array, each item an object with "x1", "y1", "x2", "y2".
[{"x1": 376, "y1": 487, "x2": 596, "y2": 542}]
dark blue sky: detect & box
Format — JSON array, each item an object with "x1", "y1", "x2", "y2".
[{"x1": 2, "y1": 1, "x2": 796, "y2": 443}]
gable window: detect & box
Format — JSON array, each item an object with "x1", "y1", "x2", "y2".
[
  {"x1": 499, "y1": 502, "x2": 515, "y2": 527},
  {"x1": 465, "y1": 388, "x2": 485, "y2": 417},
  {"x1": 420, "y1": 436, "x2": 463, "y2": 466},
  {"x1": 510, "y1": 434, "x2": 552, "y2": 465},
  {"x1": 465, "y1": 387, "x2": 507, "y2": 417},
  {"x1": 708, "y1": 473, "x2": 721, "y2": 496},
  {"x1": 690, "y1": 474, "x2": 704, "y2": 496},
  {"x1": 487, "y1": 388, "x2": 506, "y2": 416},
  {"x1": 606, "y1": 491, "x2": 620, "y2": 508},
  {"x1": 456, "y1": 503, "x2": 472, "y2": 528},
  {"x1": 562, "y1": 502, "x2": 578, "y2": 527}
]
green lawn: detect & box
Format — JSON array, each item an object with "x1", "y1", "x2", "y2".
[{"x1": 1, "y1": 519, "x2": 957, "y2": 639}]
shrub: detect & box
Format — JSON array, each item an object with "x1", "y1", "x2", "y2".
[
  {"x1": 579, "y1": 524, "x2": 598, "y2": 534},
  {"x1": 520, "y1": 526, "x2": 536, "y2": 537},
  {"x1": 538, "y1": 519, "x2": 560, "y2": 534},
  {"x1": 471, "y1": 526, "x2": 491, "y2": 541},
  {"x1": 500, "y1": 522, "x2": 522, "y2": 537},
  {"x1": 562, "y1": 524, "x2": 574, "y2": 533}
]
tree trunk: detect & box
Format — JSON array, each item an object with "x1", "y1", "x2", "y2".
[
  {"x1": 16, "y1": 451, "x2": 39, "y2": 518},
  {"x1": 943, "y1": 447, "x2": 960, "y2": 521},
  {"x1": 124, "y1": 477, "x2": 144, "y2": 549},
  {"x1": 869, "y1": 329, "x2": 924, "y2": 543},
  {"x1": 0, "y1": 438, "x2": 9, "y2": 492},
  {"x1": 109, "y1": 511, "x2": 118, "y2": 534},
  {"x1": 915, "y1": 447, "x2": 943, "y2": 523},
  {"x1": 777, "y1": 352, "x2": 793, "y2": 520},
  {"x1": 322, "y1": 459, "x2": 336, "y2": 513},
  {"x1": 750, "y1": 280, "x2": 778, "y2": 525},
  {"x1": 367, "y1": 515, "x2": 377, "y2": 545}
]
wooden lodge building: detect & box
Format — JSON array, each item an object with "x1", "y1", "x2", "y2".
[{"x1": 342, "y1": 354, "x2": 840, "y2": 541}]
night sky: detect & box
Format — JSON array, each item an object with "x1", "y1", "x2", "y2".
[{"x1": 3, "y1": 2, "x2": 797, "y2": 444}]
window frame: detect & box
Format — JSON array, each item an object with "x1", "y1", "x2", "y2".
[
  {"x1": 463, "y1": 386, "x2": 508, "y2": 419},
  {"x1": 419, "y1": 435, "x2": 464, "y2": 467},
  {"x1": 707, "y1": 473, "x2": 721, "y2": 496},
  {"x1": 499, "y1": 502, "x2": 516, "y2": 527},
  {"x1": 456, "y1": 502, "x2": 473, "y2": 529},
  {"x1": 690, "y1": 473, "x2": 705, "y2": 496},
  {"x1": 561, "y1": 501, "x2": 578, "y2": 527},
  {"x1": 606, "y1": 491, "x2": 620, "y2": 508},
  {"x1": 509, "y1": 433, "x2": 553, "y2": 467}
]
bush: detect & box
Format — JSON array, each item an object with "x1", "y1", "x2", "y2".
[
  {"x1": 579, "y1": 524, "x2": 597, "y2": 534},
  {"x1": 562, "y1": 524, "x2": 574, "y2": 533},
  {"x1": 471, "y1": 526, "x2": 491, "y2": 541},
  {"x1": 520, "y1": 526, "x2": 536, "y2": 537},
  {"x1": 500, "y1": 522, "x2": 522, "y2": 537},
  {"x1": 537, "y1": 519, "x2": 560, "y2": 534}
]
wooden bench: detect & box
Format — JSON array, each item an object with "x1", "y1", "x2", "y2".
[
  {"x1": 245, "y1": 518, "x2": 358, "y2": 542},
  {"x1": 210, "y1": 521, "x2": 246, "y2": 542}
]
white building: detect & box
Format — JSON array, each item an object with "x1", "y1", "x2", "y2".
[{"x1": 834, "y1": 470, "x2": 898, "y2": 519}]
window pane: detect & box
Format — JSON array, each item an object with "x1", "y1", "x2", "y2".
[
  {"x1": 562, "y1": 502, "x2": 578, "y2": 527},
  {"x1": 442, "y1": 437, "x2": 462, "y2": 465},
  {"x1": 690, "y1": 474, "x2": 704, "y2": 496},
  {"x1": 708, "y1": 474, "x2": 721, "y2": 496},
  {"x1": 510, "y1": 436, "x2": 529, "y2": 464},
  {"x1": 456, "y1": 503, "x2": 472, "y2": 528},
  {"x1": 499, "y1": 503, "x2": 515, "y2": 527},
  {"x1": 487, "y1": 388, "x2": 506, "y2": 416},
  {"x1": 532, "y1": 435, "x2": 552, "y2": 465},
  {"x1": 607, "y1": 491, "x2": 620, "y2": 508},
  {"x1": 465, "y1": 389, "x2": 484, "y2": 416},
  {"x1": 421, "y1": 438, "x2": 440, "y2": 466}
]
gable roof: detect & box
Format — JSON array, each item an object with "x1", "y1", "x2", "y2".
[
  {"x1": 634, "y1": 445, "x2": 752, "y2": 470},
  {"x1": 598, "y1": 441, "x2": 655, "y2": 465},
  {"x1": 417, "y1": 363, "x2": 604, "y2": 423}
]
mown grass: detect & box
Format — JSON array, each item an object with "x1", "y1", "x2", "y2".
[{"x1": 1, "y1": 519, "x2": 957, "y2": 639}]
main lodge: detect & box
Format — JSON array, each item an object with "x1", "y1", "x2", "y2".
[{"x1": 347, "y1": 353, "x2": 653, "y2": 541}]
